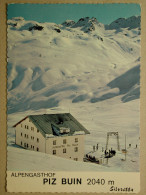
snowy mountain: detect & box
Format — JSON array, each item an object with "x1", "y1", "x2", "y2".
[
  {"x1": 106, "y1": 16, "x2": 140, "y2": 30},
  {"x1": 7, "y1": 16, "x2": 140, "y2": 172},
  {"x1": 7, "y1": 16, "x2": 140, "y2": 114}
]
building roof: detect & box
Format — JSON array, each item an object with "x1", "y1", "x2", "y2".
[{"x1": 14, "y1": 113, "x2": 90, "y2": 138}]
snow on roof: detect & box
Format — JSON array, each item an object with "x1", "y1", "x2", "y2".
[
  {"x1": 45, "y1": 134, "x2": 55, "y2": 138},
  {"x1": 73, "y1": 131, "x2": 85, "y2": 135}
]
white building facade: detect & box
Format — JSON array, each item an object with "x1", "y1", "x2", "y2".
[{"x1": 14, "y1": 113, "x2": 89, "y2": 161}]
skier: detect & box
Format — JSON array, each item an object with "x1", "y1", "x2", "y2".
[
  {"x1": 109, "y1": 150, "x2": 111, "y2": 157},
  {"x1": 96, "y1": 144, "x2": 98, "y2": 150}
]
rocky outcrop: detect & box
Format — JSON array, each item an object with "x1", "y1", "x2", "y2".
[{"x1": 29, "y1": 24, "x2": 44, "y2": 31}]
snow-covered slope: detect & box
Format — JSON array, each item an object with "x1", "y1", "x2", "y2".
[
  {"x1": 7, "y1": 16, "x2": 140, "y2": 114},
  {"x1": 7, "y1": 16, "x2": 140, "y2": 172},
  {"x1": 7, "y1": 145, "x2": 139, "y2": 172}
]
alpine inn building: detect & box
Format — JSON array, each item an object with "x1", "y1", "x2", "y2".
[{"x1": 13, "y1": 113, "x2": 90, "y2": 161}]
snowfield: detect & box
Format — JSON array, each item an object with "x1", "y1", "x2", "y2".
[
  {"x1": 7, "y1": 145, "x2": 139, "y2": 172},
  {"x1": 7, "y1": 16, "x2": 140, "y2": 172}
]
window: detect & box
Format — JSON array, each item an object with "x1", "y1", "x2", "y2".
[
  {"x1": 74, "y1": 147, "x2": 78, "y2": 152},
  {"x1": 21, "y1": 133, "x2": 22, "y2": 136},
  {"x1": 31, "y1": 127, "x2": 34, "y2": 131},
  {"x1": 27, "y1": 144, "x2": 28, "y2": 148},
  {"x1": 37, "y1": 147, "x2": 39, "y2": 151},
  {"x1": 53, "y1": 140, "x2": 56, "y2": 145},
  {"x1": 24, "y1": 143, "x2": 26, "y2": 147},
  {"x1": 27, "y1": 126, "x2": 29, "y2": 129},
  {"x1": 53, "y1": 150, "x2": 56, "y2": 155},
  {"x1": 63, "y1": 148, "x2": 66, "y2": 153},
  {"x1": 21, "y1": 141, "x2": 22, "y2": 146},
  {"x1": 37, "y1": 138, "x2": 39, "y2": 143},
  {"x1": 25, "y1": 125, "x2": 27, "y2": 129},
  {"x1": 63, "y1": 139, "x2": 66, "y2": 144},
  {"x1": 74, "y1": 158, "x2": 78, "y2": 161},
  {"x1": 75, "y1": 138, "x2": 78, "y2": 143},
  {"x1": 37, "y1": 129, "x2": 39, "y2": 133}
]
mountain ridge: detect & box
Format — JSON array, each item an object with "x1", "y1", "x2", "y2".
[
  {"x1": 7, "y1": 15, "x2": 140, "y2": 114},
  {"x1": 8, "y1": 15, "x2": 141, "y2": 32}
]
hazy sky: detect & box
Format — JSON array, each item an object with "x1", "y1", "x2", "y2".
[{"x1": 7, "y1": 4, "x2": 141, "y2": 24}]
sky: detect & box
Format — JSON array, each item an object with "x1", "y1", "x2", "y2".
[{"x1": 7, "y1": 4, "x2": 141, "y2": 25}]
